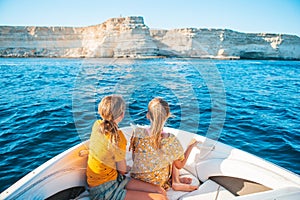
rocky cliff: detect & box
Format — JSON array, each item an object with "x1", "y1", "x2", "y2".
[{"x1": 1, "y1": 16, "x2": 299, "y2": 60}]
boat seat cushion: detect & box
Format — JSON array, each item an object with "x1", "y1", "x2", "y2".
[
  {"x1": 233, "y1": 186, "x2": 300, "y2": 200},
  {"x1": 76, "y1": 169, "x2": 200, "y2": 200},
  {"x1": 179, "y1": 179, "x2": 235, "y2": 200},
  {"x1": 196, "y1": 158, "x2": 280, "y2": 190}
]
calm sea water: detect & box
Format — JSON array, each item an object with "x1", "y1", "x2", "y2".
[{"x1": 0, "y1": 58, "x2": 299, "y2": 192}]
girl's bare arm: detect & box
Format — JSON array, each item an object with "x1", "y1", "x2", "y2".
[
  {"x1": 173, "y1": 140, "x2": 200, "y2": 169},
  {"x1": 117, "y1": 160, "x2": 129, "y2": 175}
]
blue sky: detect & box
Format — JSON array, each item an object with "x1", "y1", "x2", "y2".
[{"x1": 0, "y1": 0, "x2": 299, "y2": 36}]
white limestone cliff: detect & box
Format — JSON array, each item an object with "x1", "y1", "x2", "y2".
[
  {"x1": 81, "y1": 17, "x2": 157, "y2": 58},
  {"x1": 150, "y1": 28, "x2": 300, "y2": 59},
  {"x1": 0, "y1": 16, "x2": 299, "y2": 60}
]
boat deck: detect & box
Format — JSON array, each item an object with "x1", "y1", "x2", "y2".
[{"x1": 46, "y1": 169, "x2": 274, "y2": 200}]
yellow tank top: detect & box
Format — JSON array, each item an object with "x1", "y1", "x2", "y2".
[{"x1": 86, "y1": 120, "x2": 127, "y2": 187}]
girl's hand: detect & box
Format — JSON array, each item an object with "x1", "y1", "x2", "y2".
[{"x1": 189, "y1": 138, "x2": 201, "y2": 148}]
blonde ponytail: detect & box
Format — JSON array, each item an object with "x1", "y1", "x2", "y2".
[
  {"x1": 148, "y1": 98, "x2": 170, "y2": 149},
  {"x1": 98, "y1": 95, "x2": 125, "y2": 145}
]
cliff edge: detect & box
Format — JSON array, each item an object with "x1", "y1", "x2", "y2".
[{"x1": 0, "y1": 16, "x2": 299, "y2": 60}]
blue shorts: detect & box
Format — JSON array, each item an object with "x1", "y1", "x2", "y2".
[{"x1": 89, "y1": 174, "x2": 130, "y2": 200}]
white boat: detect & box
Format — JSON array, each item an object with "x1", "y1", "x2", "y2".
[{"x1": 1, "y1": 126, "x2": 300, "y2": 200}]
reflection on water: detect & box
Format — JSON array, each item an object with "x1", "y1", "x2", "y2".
[{"x1": 0, "y1": 58, "x2": 299, "y2": 192}]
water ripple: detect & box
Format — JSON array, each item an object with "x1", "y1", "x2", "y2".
[{"x1": 0, "y1": 58, "x2": 299, "y2": 192}]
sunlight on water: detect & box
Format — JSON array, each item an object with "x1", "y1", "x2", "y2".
[{"x1": 0, "y1": 58, "x2": 299, "y2": 192}]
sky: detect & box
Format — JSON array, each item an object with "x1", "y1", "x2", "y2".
[{"x1": 0, "y1": 0, "x2": 299, "y2": 36}]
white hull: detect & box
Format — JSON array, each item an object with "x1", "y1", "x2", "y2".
[{"x1": 1, "y1": 127, "x2": 300, "y2": 199}]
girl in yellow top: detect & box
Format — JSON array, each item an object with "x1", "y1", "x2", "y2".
[
  {"x1": 130, "y1": 97, "x2": 199, "y2": 192},
  {"x1": 86, "y1": 95, "x2": 167, "y2": 200}
]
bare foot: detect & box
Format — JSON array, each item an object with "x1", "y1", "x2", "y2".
[
  {"x1": 179, "y1": 177, "x2": 192, "y2": 184},
  {"x1": 172, "y1": 183, "x2": 198, "y2": 192}
]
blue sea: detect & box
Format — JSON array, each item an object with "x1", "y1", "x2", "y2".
[{"x1": 0, "y1": 58, "x2": 299, "y2": 192}]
